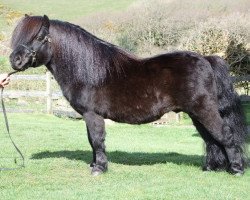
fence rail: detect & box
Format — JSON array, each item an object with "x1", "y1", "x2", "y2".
[
  {"x1": 10, "y1": 74, "x2": 47, "y2": 80},
  {"x1": 4, "y1": 72, "x2": 62, "y2": 114},
  {"x1": 3, "y1": 90, "x2": 62, "y2": 98},
  {"x1": 3, "y1": 72, "x2": 250, "y2": 114}
]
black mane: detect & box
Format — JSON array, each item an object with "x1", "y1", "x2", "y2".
[
  {"x1": 12, "y1": 16, "x2": 140, "y2": 86},
  {"x1": 48, "y1": 19, "x2": 139, "y2": 86}
]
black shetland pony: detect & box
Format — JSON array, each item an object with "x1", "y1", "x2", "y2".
[{"x1": 10, "y1": 15, "x2": 247, "y2": 176}]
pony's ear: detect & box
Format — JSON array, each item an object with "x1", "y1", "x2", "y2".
[
  {"x1": 43, "y1": 15, "x2": 50, "y2": 29},
  {"x1": 25, "y1": 14, "x2": 29, "y2": 18}
]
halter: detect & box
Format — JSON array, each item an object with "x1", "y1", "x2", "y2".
[{"x1": 20, "y1": 35, "x2": 51, "y2": 67}]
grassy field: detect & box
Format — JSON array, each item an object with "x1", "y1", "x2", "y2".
[
  {"x1": 0, "y1": 113, "x2": 249, "y2": 200},
  {"x1": 0, "y1": 0, "x2": 137, "y2": 43},
  {"x1": 1, "y1": 0, "x2": 137, "y2": 21}
]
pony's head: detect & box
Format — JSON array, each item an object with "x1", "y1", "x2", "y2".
[{"x1": 9, "y1": 15, "x2": 52, "y2": 71}]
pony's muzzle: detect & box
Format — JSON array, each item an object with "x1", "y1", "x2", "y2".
[
  {"x1": 9, "y1": 47, "x2": 32, "y2": 71},
  {"x1": 14, "y1": 55, "x2": 22, "y2": 66},
  {"x1": 9, "y1": 52, "x2": 23, "y2": 70}
]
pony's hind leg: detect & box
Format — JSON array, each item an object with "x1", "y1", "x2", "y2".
[
  {"x1": 190, "y1": 117, "x2": 229, "y2": 171},
  {"x1": 86, "y1": 126, "x2": 96, "y2": 168},
  {"x1": 193, "y1": 107, "x2": 245, "y2": 175},
  {"x1": 84, "y1": 112, "x2": 108, "y2": 176}
]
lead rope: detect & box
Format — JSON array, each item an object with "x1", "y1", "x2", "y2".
[{"x1": 0, "y1": 71, "x2": 25, "y2": 171}]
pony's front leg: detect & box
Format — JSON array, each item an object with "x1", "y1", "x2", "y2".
[{"x1": 84, "y1": 111, "x2": 108, "y2": 176}]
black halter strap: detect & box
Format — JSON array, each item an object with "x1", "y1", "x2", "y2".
[
  {"x1": 20, "y1": 44, "x2": 37, "y2": 67},
  {"x1": 0, "y1": 71, "x2": 25, "y2": 171},
  {"x1": 20, "y1": 35, "x2": 51, "y2": 67}
]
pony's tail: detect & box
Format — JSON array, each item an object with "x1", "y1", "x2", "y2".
[{"x1": 205, "y1": 55, "x2": 248, "y2": 168}]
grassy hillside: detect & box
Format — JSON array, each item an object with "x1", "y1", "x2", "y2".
[
  {"x1": 1, "y1": 0, "x2": 137, "y2": 20},
  {"x1": 0, "y1": 0, "x2": 137, "y2": 37}
]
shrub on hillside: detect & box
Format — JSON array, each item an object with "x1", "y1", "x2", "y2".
[{"x1": 179, "y1": 14, "x2": 249, "y2": 71}]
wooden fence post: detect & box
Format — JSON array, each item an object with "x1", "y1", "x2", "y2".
[
  {"x1": 46, "y1": 71, "x2": 52, "y2": 114},
  {"x1": 176, "y1": 113, "x2": 181, "y2": 123}
]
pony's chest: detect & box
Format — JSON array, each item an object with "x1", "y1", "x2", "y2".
[{"x1": 59, "y1": 84, "x2": 90, "y2": 113}]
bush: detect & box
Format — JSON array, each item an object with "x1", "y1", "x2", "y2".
[{"x1": 116, "y1": 33, "x2": 138, "y2": 53}]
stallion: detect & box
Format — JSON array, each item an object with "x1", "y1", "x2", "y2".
[{"x1": 9, "y1": 15, "x2": 247, "y2": 176}]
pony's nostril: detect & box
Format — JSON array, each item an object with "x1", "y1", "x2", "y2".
[
  {"x1": 15, "y1": 55, "x2": 21, "y2": 61},
  {"x1": 15, "y1": 55, "x2": 22, "y2": 65}
]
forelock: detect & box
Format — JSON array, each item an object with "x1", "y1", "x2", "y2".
[{"x1": 11, "y1": 16, "x2": 44, "y2": 48}]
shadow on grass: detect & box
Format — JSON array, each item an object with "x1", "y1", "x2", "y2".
[
  {"x1": 31, "y1": 150, "x2": 203, "y2": 167},
  {"x1": 192, "y1": 133, "x2": 200, "y2": 137}
]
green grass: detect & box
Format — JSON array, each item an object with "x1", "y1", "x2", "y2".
[
  {"x1": 0, "y1": 0, "x2": 136, "y2": 36},
  {"x1": 0, "y1": 114, "x2": 249, "y2": 200},
  {"x1": 1, "y1": 0, "x2": 137, "y2": 21}
]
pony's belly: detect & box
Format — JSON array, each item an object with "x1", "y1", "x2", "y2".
[
  {"x1": 108, "y1": 113, "x2": 164, "y2": 124},
  {"x1": 106, "y1": 104, "x2": 170, "y2": 124},
  {"x1": 102, "y1": 90, "x2": 175, "y2": 124}
]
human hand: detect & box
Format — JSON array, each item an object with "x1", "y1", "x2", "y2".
[{"x1": 0, "y1": 73, "x2": 10, "y2": 88}]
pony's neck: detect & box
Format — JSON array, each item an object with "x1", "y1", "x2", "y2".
[{"x1": 48, "y1": 20, "x2": 139, "y2": 87}]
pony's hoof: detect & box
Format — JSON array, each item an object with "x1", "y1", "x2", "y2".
[
  {"x1": 91, "y1": 170, "x2": 103, "y2": 176},
  {"x1": 91, "y1": 165, "x2": 107, "y2": 176},
  {"x1": 228, "y1": 164, "x2": 244, "y2": 176},
  {"x1": 91, "y1": 168, "x2": 104, "y2": 176},
  {"x1": 234, "y1": 172, "x2": 244, "y2": 177},
  {"x1": 89, "y1": 162, "x2": 96, "y2": 169},
  {"x1": 230, "y1": 169, "x2": 244, "y2": 176},
  {"x1": 202, "y1": 165, "x2": 212, "y2": 172}
]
